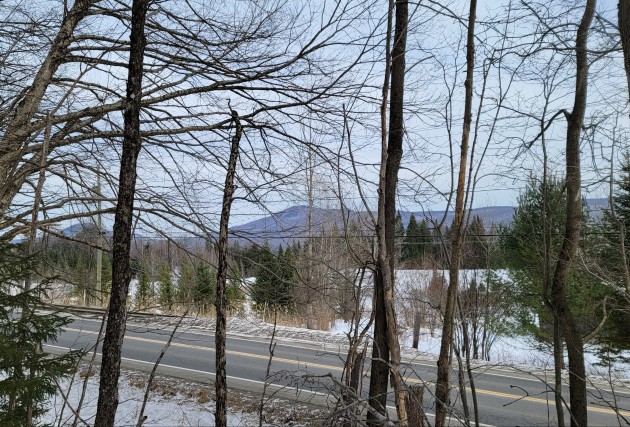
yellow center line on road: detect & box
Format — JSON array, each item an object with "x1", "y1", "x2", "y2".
[
  {"x1": 65, "y1": 327, "x2": 630, "y2": 418},
  {"x1": 65, "y1": 327, "x2": 337, "y2": 370}
]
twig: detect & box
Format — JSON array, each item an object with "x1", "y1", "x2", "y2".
[
  {"x1": 136, "y1": 308, "x2": 189, "y2": 427},
  {"x1": 259, "y1": 308, "x2": 278, "y2": 427}
]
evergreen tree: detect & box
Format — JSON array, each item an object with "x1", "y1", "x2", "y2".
[
  {"x1": 417, "y1": 218, "x2": 432, "y2": 263},
  {"x1": 195, "y1": 261, "x2": 216, "y2": 314},
  {"x1": 158, "y1": 262, "x2": 173, "y2": 310},
  {"x1": 402, "y1": 213, "x2": 421, "y2": 264},
  {"x1": 136, "y1": 262, "x2": 151, "y2": 309},
  {"x1": 501, "y1": 177, "x2": 604, "y2": 342},
  {"x1": 0, "y1": 242, "x2": 83, "y2": 425},
  {"x1": 598, "y1": 153, "x2": 630, "y2": 351},
  {"x1": 278, "y1": 245, "x2": 296, "y2": 308},
  {"x1": 175, "y1": 257, "x2": 195, "y2": 307},
  {"x1": 464, "y1": 215, "x2": 488, "y2": 269},
  {"x1": 225, "y1": 279, "x2": 245, "y2": 311},
  {"x1": 402, "y1": 214, "x2": 433, "y2": 266},
  {"x1": 252, "y1": 242, "x2": 293, "y2": 309}
]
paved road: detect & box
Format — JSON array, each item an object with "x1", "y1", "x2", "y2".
[{"x1": 52, "y1": 316, "x2": 630, "y2": 426}]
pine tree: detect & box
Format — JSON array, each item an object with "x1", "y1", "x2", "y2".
[
  {"x1": 252, "y1": 241, "x2": 291, "y2": 309},
  {"x1": 417, "y1": 218, "x2": 432, "y2": 263},
  {"x1": 599, "y1": 153, "x2": 630, "y2": 351},
  {"x1": 176, "y1": 257, "x2": 195, "y2": 307},
  {"x1": 501, "y1": 177, "x2": 603, "y2": 342},
  {"x1": 0, "y1": 242, "x2": 83, "y2": 424},
  {"x1": 278, "y1": 245, "x2": 295, "y2": 308},
  {"x1": 136, "y1": 262, "x2": 151, "y2": 309},
  {"x1": 158, "y1": 262, "x2": 173, "y2": 311},
  {"x1": 402, "y1": 213, "x2": 421, "y2": 264},
  {"x1": 464, "y1": 215, "x2": 488, "y2": 269},
  {"x1": 195, "y1": 261, "x2": 216, "y2": 314}
]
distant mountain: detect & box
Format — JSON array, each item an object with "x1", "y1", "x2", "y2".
[
  {"x1": 230, "y1": 198, "x2": 609, "y2": 246},
  {"x1": 53, "y1": 198, "x2": 609, "y2": 248},
  {"x1": 397, "y1": 205, "x2": 515, "y2": 229},
  {"x1": 231, "y1": 205, "x2": 361, "y2": 246}
]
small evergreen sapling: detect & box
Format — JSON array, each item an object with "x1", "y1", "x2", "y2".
[{"x1": 0, "y1": 242, "x2": 84, "y2": 425}]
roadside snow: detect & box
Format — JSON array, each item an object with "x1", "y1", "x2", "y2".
[{"x1": 42, "y1": 366, "x2": 259, "y2": 426}]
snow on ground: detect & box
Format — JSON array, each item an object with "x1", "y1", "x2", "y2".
[
  {"x1": 40, "y1": 308, "x2": 630, "y2": 425},
  {"x1": 42, "y1": 366, "x2": 257, "y2": 426},
  {"x1": 132, "y1": 311, "x2": 630, "y2": 385},
  {"x1": 41, "y1": 364, "x2": 323, "y2": 426}
]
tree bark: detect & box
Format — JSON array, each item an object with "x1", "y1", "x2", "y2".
[
  {"x1": 412, "y1": 310, "x2": 421, "y2": 349},
  {"x1": 619, "y1": 0, "x2": 630, "y2": 98},
  {"x1": 435, "y1": 1, "x2": 477, "y2": 425},
  {"x1": 551, "y1": 2, "x2": 595, "y2": 427},
  {"x1": 94, "y1": 1, "x2": 149, "y2": 425},
  {"x1": 367, "y1": 0, "x2": 394, "y2": 422},
  {"x1": 215, "y1": 110, "x2": 242, "y2": 427},
  {"x1": 382, "y1": 1, "x2": 409, "y2": 424},
  {"x1": 368, "y1": 1, "x2": 409, "y2": 424}
]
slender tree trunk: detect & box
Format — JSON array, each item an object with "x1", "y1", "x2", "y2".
[
  {"x1": 457, "y1": 295, "x2": 479, "y2": 427},
  {"x1": 551, "y1": 2, "x2": 595, "y2": 427},
  {"x1": 620, "y1": 0, "x2": 630, "y2": 296},
  {"x1": 435, "y1": 1, "x2": 477, "y2": 425},
  {"x1": 368, "y1": 1, "x2": 409, "y2": 425},
  {"x1": 619, "y1": 0, "x2": 630, "y2": 100},
  {"x1": 412, "y1": 310, "x2": 421, "y2": 349},
  {"x1": 383, "y1": 1, "x2": 409, "y2": 423},
  {"x1": 214, "y1": 110, "x2": 242, "y2": 427},
  {"x1": 367, "y1": 0, "x2": 394, "y2": 422},
  {"x1": 453, "y1": 345, "x2": 470, "y2": 425},
  {"x1": 553, "y1": 316, "x2": 565, "y2": 425},
  {"x1": 94, "y1": 1, "x2": 149, "y2": 425},
  {"x1": 368, "y1": 269, "x2": 390, "y2": 424}
]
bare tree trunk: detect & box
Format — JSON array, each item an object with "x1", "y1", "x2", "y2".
[
  {"x1": 620, "y1": 0, "x2": 630, "y2": 296},
  {"x1": 367, "y1": 1, "x2": 394, "y2": 422},
  {"x1": 405, "y1": 385, "x2": 425, "y2": 427},
  {"x1": 551, "y1": 2, "x2": 595, "y2": 426},
  {"x1": 412, "y1": 310, "x2": 421, "y2": 349},
  {"x1": 0, "y1": 0, "x2": 97, "y2": 219},
  {"x1": 368, "y1": 0, "x2": 409, "y2": 425},
  {"x1": 457, "y1": 295, "x2": 479, "y2": 427},
  {"x1": 214, "y1": 110, "x2": 242, "y2": 427},
  {"x1": 619, "y1": 0, "x2": 630, "y2": 101},
  {"x1": 553, "y1": 316, "x2": 565, "y2": 426},
  {"x1": 453, "y1": 345, "x2": 470, "y2": 425},
  {"x1": 94, "y1": 1, "x2": 149, "y2": 425},
  {"x1": 541, "y1": 105, "x2": 565, "y2": 426},
  {"x1": 435, "y1": 1, "x2": 477, "y2": 425}
]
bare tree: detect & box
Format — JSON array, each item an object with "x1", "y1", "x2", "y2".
[
  {"x1": 214, "y1": 109, "x2": 242, "y2": 427},
  {"x1": 0, "y1": 0, "x2": 97, "y2": 216},
  {"x1": 435, "y1": 1, "x2": 477, "y2": 425},
  {"x1": 94, "y1": 0, "x2": 150, "y2": 425},
  {"x1": 619, "y1": 0, "x2": 630, "y2": 98},
  {"x1": 550, "y1": 2, "x2": 596, "y2": 426},
  {"x1": 368, "y1": 0, "x2": 409, "y2": 424}
]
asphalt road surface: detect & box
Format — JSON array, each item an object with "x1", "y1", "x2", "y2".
[{"x1": 50, "y1": 315, "x2": 630, "y2": 426}]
